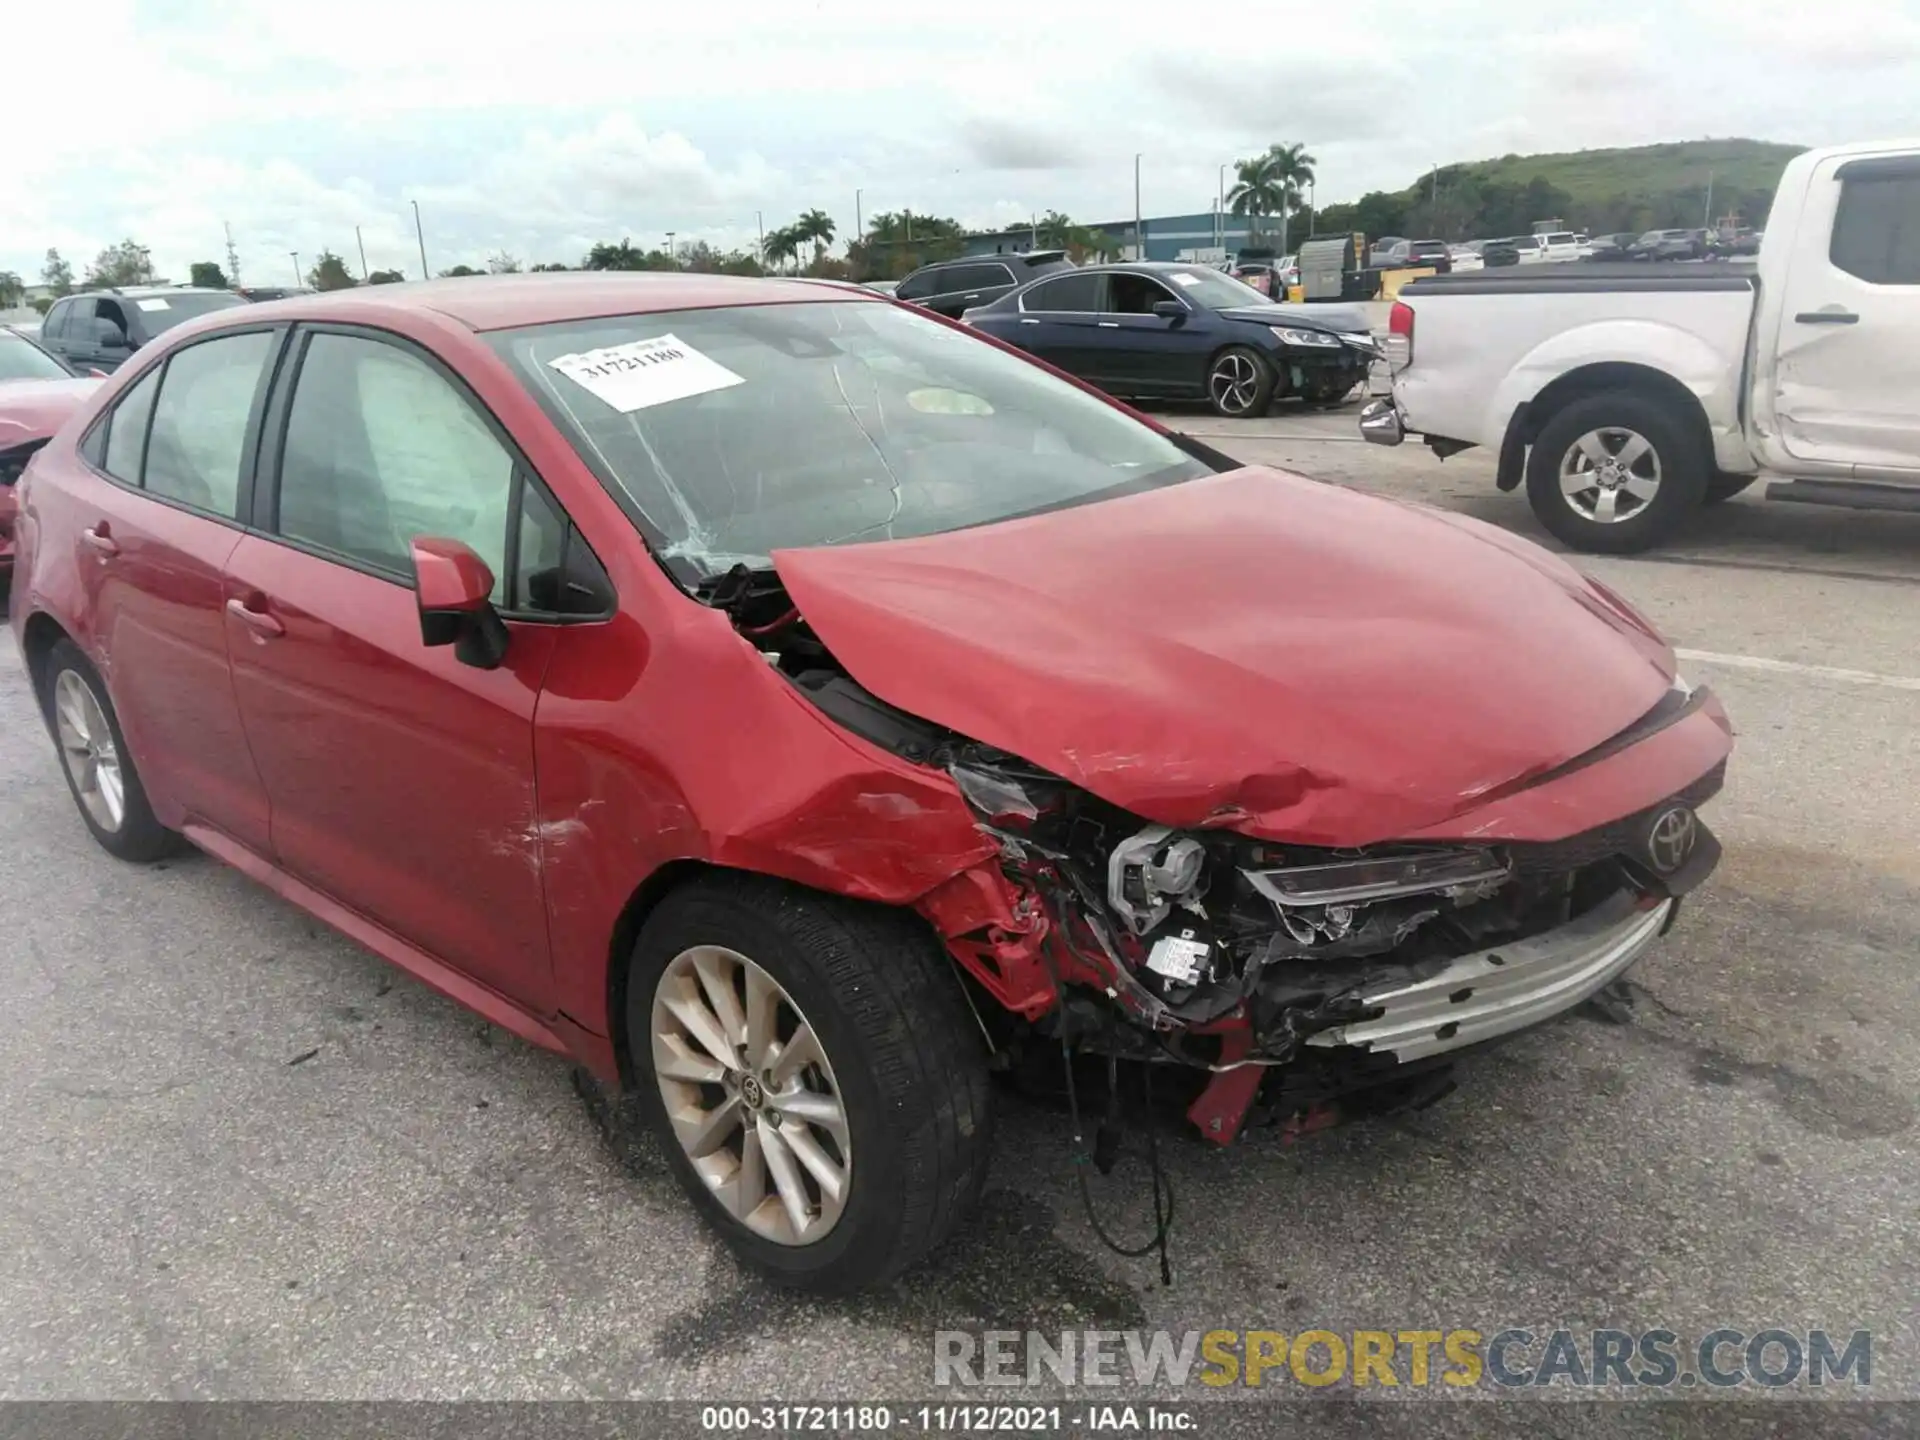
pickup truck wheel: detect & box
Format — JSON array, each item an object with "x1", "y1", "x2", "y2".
[
  {"x1": 624, "y1": 875, "x2": 993, "y2": 1293},
  {"x1": 1526, "y1": 392, "x2": 1708, "y2": 553},
  {"x1": 1208, "y1": 347, "x2": 1277, "y2": 417}
]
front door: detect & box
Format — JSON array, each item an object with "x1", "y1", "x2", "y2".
[
  {"x1": 223, "y1": 326, "x2": 557, "y2": 1009},
  {"x1": 64, "y1": 330, "x2": 280, "y2": 852},
  {"x1": 1771, "y1": 151, "x2": 1920, "y2": 475},
  {"x1": 1003, "y1": 271, "x2": 1106, "y2": 377},
  {"x1": 1098, "y1": 272, "x2": 1216, "y2": 397}
]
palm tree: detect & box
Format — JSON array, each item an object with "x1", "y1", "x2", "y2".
[
  {"x1": 794, "y1": 209, "x2": 836, "y2": 269},
  {"x1": 761, "y1": 226, "x2": 800, "y2": 274},
  {"x1": 0, "y1": 270, "x2": 23, "y2": 308},
  {"x1": 1227, "y1": 142, "x2": 1318, "y2": 253}
]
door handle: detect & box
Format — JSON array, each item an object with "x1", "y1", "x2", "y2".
[
  {"x1": 1795, "y1": 309, "x2": 1859, "y2": 325},
  {"x1": 963, "y1": 293, "x2": 981, "y2": 301},
  {"x1": 1098, "y1": 321, "x2": 1120, "y2": 328},
  {"x1": 1019, "y1": 318, "x2": 1040, "y2": 325},
  {"x1": 81, "y1": 524, "x2": 119, "y2": 557},
  {"x1": 225, "y1": 596, "x2": 285, "y2": 640}
]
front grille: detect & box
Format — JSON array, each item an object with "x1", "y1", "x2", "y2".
[{"x1": 1505, "y1": 762, "x2": 1725, "y2": 874}]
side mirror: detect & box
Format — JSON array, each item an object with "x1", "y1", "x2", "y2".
[
  {"x1": 411, "y1": 536, "x2": 509, "y2": 669},
  {"x1": 96, "y1": 322, "x2": 131, "y2": 349},
  {"x1": 1151, "y1": 300, "x2": 1187, "y2": 322}
]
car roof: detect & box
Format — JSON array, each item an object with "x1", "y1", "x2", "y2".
[
  {"x1": 216, "y1": 273, "x2": 885, "y2": 334},
  {"x1": 73, "y1": 285, "x2": 233, "y2": 298}
]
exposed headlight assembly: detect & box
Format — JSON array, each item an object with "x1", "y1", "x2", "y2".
[{"x1": 1268, "y1": 326, "x2": 1341, "y2": 348}]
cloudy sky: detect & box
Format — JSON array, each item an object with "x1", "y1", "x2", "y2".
[{"x1": 8, "y1": 0, "x2": 1918, "y2": 287}]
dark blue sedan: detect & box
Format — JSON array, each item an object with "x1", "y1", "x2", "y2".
[{"x1": 961, "y1": 262, "x2": 1379, "y2": 417}]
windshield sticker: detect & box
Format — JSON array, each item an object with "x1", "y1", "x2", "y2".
[
  {"x1": 135, "y1": 298, "x2": 171, "y2": 312},
  {"x1": 547, "y1": 334, "x2": 745, "y2": 413},
  {"x1": 1169, "y1": 273, "x2": 1202, "y2": 287}
]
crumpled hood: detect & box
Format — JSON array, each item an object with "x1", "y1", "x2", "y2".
[
  {"x1": 1217, "y1": 303, "x2": 1374, "y2": 334},
  {"x1": 0, "y1": 377, "x2": 101, "y2": 446},
  {"x1": 772, "y1": 467, "x2": 1677, "y2": 848}
]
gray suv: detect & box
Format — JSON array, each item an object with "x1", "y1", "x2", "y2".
[
  {"x1": 895, "y1": 251, "x2": 1073, "y2": 318},
  {"x1": 37, "y1": 286, "x2": 248, "y2": 374}
]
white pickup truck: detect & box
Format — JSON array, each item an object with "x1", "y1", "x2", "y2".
[{"x1": 1360, "y1": 138, "x2": 1920, "y2": 552}]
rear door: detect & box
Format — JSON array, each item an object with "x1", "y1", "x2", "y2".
[
  {"x1": 224, "y1": 324, "x2": 562, "y2": 1009},
  {"x1": 58, "y1": 300, "x2": 99, "y2": 371},
  {"x1": 61, "y1": 328, "x2": 282, "y2": 852},
  {"x1": 1769, "y1": 151, "x2": 1920, "y2": 476},
  {"x1": 1007, "y1": 271, "x2": 1107, "y2": 377}
]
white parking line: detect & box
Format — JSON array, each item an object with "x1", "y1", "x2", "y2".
[{"x1": 1677, "y1": 648, "x2": 1920, "y2": 692}]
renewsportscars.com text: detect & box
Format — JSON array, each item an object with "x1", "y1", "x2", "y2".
[{"x1": 934, "y1": 1328, "x2": 1872, "y2": 1390}]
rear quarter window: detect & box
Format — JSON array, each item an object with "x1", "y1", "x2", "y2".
[{"x1": 1831, "y1": 171, "x2": 1920, "y2": 284}]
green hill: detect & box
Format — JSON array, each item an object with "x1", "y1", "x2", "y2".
[{"x1": 1318, "y1": 139, "x2": 1806, "y2": 243}]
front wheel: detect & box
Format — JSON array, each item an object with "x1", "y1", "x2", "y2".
[
  {"x1": 1207, "y1": 347, "x2": 1277, "y2": 418},
  {"x1": 1524, "y1": 391, "x2": 1709, "y2": 553},
  {"x1": 626, "y1": 875, "x2": 993, "y2": 1293}
]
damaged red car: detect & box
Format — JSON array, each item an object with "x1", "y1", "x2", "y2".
[{"x1": 10, "y1": 275, "x2": 1732, "y2": 1292}]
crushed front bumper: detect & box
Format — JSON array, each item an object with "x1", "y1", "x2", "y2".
[
  {"x1": 1305, "y1": 889, "x2": 1672, "y2": 1063},
  {"x1": 1358, "y1": 396, "x2": 1406, "y2": 446}
]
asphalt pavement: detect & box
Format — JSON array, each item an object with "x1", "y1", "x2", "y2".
[{"x1": 3, "y1": 405, "x2": 1917, "y2": 1428}]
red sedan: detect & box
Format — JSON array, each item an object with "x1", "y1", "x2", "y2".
[{"x1": 9, "y1": 275, "x2": 1732, "y2": 1292}]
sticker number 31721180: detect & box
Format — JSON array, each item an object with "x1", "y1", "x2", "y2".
[{"x1": 547, "y1": 334, "x2": 746, "y2": 413}]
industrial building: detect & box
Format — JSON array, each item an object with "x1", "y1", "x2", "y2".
[{"x1": 961, "y1": 211, "x2": 1312, "y2": 263}]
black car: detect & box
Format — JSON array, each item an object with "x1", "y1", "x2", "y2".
[
  {"x1": 963, "y1": 262, "x2": 1379, "y2": 416},
  {"x1": 895, "y1": 251, "x2": 1072, "y2": 318},
  {"x1": 1583, "y1": 232, "x2": 1639, "y2": 261},
  {"x1": 1629, "y1": 229, "x2": 1707, "y2": 261},
  {"x1": 37, "y1": 286, "x2": 248, "y2": 374}
]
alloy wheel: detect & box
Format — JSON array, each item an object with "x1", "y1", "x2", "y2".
[
  {"x1": 53, "y1": 669, "x2": 125, "y2": 832},
  {"x1": 1559, "y1": 427, "x2": 1662, "y2": 524},
  {"x1": 651, "y1": 945, "x2": 851, "y2": 1246},
  {"x1": 1209, "y1": 353, "x2": 1261, "y2": 415}
]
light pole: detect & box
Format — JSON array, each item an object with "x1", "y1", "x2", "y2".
[
  {"x1": 290, "y1": 251, "x2": 301, "y2": 286},
  {"x1": 854, "y1": 189, "x2": 863, "y2": 278},
  {"x1": 355, "y1": 225, "x2": 368, "y2": 280},
  {"x1": 665, "y1": 231, "x2": 676, "y2": 265},
  {"x1": 1218, "y1": 163, "x2": 1228, "y2": 252},
  {"x1": 1134, "y1": 153, "x2": 1143, "y2": 260},
  {"x1": 411, "y1": 199, "x2": 429, "y2": 280},
  {"x1": 1307, "y1": 179, "x2": 1316, "y2": 238}
]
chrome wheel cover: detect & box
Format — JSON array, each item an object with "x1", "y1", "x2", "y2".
[
  {"x1": 651, "y1": 945, "x2": 851, "y2": 1246},
  {"x1": 1560, "y1": 427, "x2": 1662, "y2": 524},
  {"x1": 53, "y1": 669, "x2": 126, "y2": 832},
  {"x1": 1209, "y1": 352, "x2": 1261, "y2": 415}
]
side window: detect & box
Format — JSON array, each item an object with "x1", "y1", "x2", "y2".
[
  {"x1": 277, "y1": 332, "x2": 514, "y2": 599},
  {"x1": 95, "y1": 298, "x2": 131, "y2": 340},
  {"x1": 101, "y1": 367, "x2": 162, "y2": 484},
  {"x1": 42, "y1": 301, "x2": 68, "y2": 342},
  {"x1": 1108, "y1": 273, "x2": 1178, "y2": 314},
  {"x1": 980, "y1": 264, "x2": 1016, "y2": 288},
  {"x1": 144, "y1": 332, "x2": 273, "y2": 515},
  {"x1": 63, "y1": 299, "x2": 95, "y2": 340},
  {"x1": 896, "y1": 269, "x2": 937, "y2": 301},
  {"x1": 1831, "y1": 172, "x2": 1920, "y2": 285},
  {"x1": 1022, "y1": 272, "x2": 1102, "y2": 312},
  {"x1": 514, "y1": 482, "x2": 613, "y2": 616}
]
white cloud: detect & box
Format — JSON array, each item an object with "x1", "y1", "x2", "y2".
[{"x1": 4, "y1": 0, "x2": 1916, "y2": 285}]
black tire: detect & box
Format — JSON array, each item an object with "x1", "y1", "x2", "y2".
[
  {"x1": 1704, "y1": 472, "x2": 1757, "y2": 504},
  {"x1": 40, "y1": 639, "x2": 184, "y2": 862},
  {"x1": 1524, "y1": 390, "x2": 1709, "y2": 554},
  {"x1": 1207, "y1": 346, "x2": 1277, "y2": 418},
  {"x1": 624, "y1": 874, "x2": 993, "y2": 1293}
]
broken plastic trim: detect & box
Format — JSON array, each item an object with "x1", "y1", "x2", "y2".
[{"x1": 1242, "y1": 848, "x2": 1511, "y2": 907}]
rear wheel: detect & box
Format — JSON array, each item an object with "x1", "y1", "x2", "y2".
[
  {"x1": 1525, "y1": 391, "x2": 1708, "y2": 553},
  {"x1": 1207, "y1": 347, "x2": 1276, "y2": 418},
  {"x1": 42, "y1": 640, "x2": 183, "y2": 861},
  {"x1": 625, "y1": 875, "x2": 993, "y2": 1292}
]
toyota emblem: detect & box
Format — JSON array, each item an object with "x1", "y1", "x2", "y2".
[{"x1": 1646, "y1": 806, "x2": 1698, "y2": 874}]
